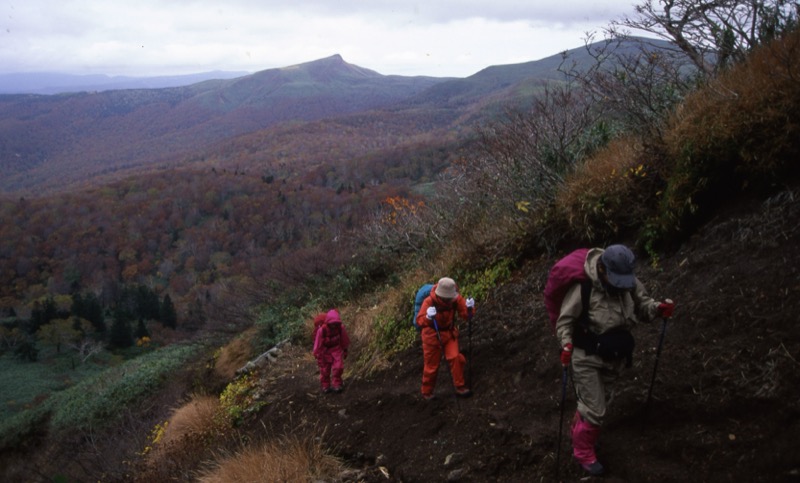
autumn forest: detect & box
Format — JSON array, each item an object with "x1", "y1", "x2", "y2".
[{"x1": 0, "y1": 53, "x2": 487, "y2": 356}]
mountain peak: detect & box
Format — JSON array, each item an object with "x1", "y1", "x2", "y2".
[{"x1": 296, "y1": 54, "x2": 382, "y2": 79}]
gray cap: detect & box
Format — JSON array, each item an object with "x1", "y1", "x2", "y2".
[{"x1": 601, "y1": 245, "x2": 636, "y2": 289}]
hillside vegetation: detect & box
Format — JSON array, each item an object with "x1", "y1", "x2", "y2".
[{"x1": 1, "y1": 4, "x2": 799, "y2": 482}]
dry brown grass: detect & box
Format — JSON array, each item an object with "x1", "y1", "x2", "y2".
[
  {"x1": 545, "y1": 30, "x2": 800, "y2": 250},
  {"x1": 554, "y1": 137, "x2": 655, "y2": 241},
  {"x1": 337, "y1": 299, "x2": 396, "y2": 377},
  {"x1": 196, "y1": 434, "x2": 345, "y2": 483},
  {"x1": 214, "y1": 332, "x2": 255, "y2": 380},
  {"x1": 666, "y1": 29, "x2": 800, "y2": 178},
  {"x1": 658, "y1": 29, "x2": 800, "y2": 239},
  {"x1": 341, "y1": 265, "x2": 441, "y2": 378},
  {"x1": 137, "y1": 395, "x2": 227, "y2": 482},
  {"x1": 161, "y1": 395, "x2": 222, "y2": 446}
]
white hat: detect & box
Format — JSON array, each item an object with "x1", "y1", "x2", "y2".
[{"x1": 435, "y1": 277, "x2": 457, "y2": 299}]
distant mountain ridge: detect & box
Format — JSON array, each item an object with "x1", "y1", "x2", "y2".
[
  {"x1": 0, "y1": 39, "x2": 667, "y2": 196},
  {"x1": 0, "y1": 70, "x2": 250, "y2": 95},
  {"x1": 200, "y1": 54, "x2": 450, "y2": 114},
  {"x1": 0, "y1": 54, "x2": 449, "y2": 195}
]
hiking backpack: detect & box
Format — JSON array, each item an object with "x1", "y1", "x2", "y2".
[
  {"x1": 544, "y1": 249, "x2": 636, "y2": 365},
  {"x1": 411, "y1": 284, "x2": 434, "y2": 331},
  {"x1": 312, "y1": 312, "x2": 327, "y2": 339},
  {"x1": 543, "y1": 248, "x2": 590, "y2": 332},
  {"x1": 319, "y1": 321, "x2": 343, "y2": 348}
]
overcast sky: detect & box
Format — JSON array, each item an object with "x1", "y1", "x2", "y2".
[{"x1": 1, "y1": 1, "x2": 640, "y2": 78}]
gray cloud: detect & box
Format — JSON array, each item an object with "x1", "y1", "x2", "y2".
[{"x1": 0, "y1": 0, "x2": 637, "y2": 77}]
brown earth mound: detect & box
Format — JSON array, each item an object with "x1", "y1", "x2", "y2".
[{"x1": 252, "y1": 187, "x2": 800, "y2": 482}]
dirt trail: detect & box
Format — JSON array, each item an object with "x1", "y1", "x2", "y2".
[{"x1": 252, "y1": 188, "x2": 800, "y2": 482}]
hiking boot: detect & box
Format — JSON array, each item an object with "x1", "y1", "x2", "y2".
[
  {"x1": 580, "y1": 460, "x2": 604, "y2": 476},
  {"x1": 322, "y1": 387, "x2": 333, "y2": 394},
  {"x1": 332, "y1": 386, "x2": 343, "y2": 393},
  {"x1": 421, "y1": 393, "x2": 435, "y2": 400},
  {"x1": 455, "y1": 387, "x2": 472, "y2": 398}
]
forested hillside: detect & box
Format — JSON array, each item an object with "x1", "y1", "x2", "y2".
[
  {"x1": 1, "y1": 37, "x2": 603, "y2": 347},
  {"x1": 0, "y1": 55, "x2": 447, "y2": 195}
]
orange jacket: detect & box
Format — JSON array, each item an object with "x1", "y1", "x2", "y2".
[{"x1": 415, "y1": 282, "x2": 471, "y2": 331}]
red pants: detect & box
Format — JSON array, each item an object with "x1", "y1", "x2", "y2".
[
  {"x1": 420, "y1": 326, "x2": 466, "y2": 395},
  {"x1": 317, "y1": 347, "x2": 345, "y2": 389}
]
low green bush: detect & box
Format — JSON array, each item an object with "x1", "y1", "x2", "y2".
[
  {"x1": 458, "y1": 258, "x2": 514, "y2": 302},
  {"x1": 0, "y1": 343, "x2": 203, "y2": 449},
  {"x1": 49, "y1": 343, "x2": 202, "y2": 433}
]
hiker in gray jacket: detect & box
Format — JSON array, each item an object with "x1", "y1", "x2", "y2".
[{"x1": 556, "y1": 245, "x2": 675, "y2": 476}]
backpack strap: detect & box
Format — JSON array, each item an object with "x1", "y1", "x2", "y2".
[
  {"x1": 579, "y1": 280, "x2": 592, "y2": 326},
  {"x1": 573, "y1": 281, "x2": 595, "y2": 351},
  {"x1": 574, "y1": 281, "x2": 635, "y2": 366}
]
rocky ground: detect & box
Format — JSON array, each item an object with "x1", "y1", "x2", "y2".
[{"x1": 250, "y1": 187, "x2": 800, "y2": 482}]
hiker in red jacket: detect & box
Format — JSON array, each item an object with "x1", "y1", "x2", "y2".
[
  {"x1": 313, "y1": 309, "x2": 350, "y2": 393},
  {"x1": 415, "y1": 277, "x2": 475, "y2": 399},
  {"x1": 556, "y1": 245, "x2": 675, "y2": 476}
]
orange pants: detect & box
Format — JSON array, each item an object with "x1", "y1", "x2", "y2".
[{"x1": 420, "y1": 326, "x2": 466, "y2": 395}]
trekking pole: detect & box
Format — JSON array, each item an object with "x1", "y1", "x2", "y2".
[
  {"x1": 432, "y1": 318, "x2": 447, "y2": 367},
  {"x1": 643, "y1": 315, "x2": 669, "y2": 429},
  {"x1": 432, "y1": 318, "x2": 443, "y2": 346},
  {"x1": 467, "y1": 305, "x2": 473, "y2": 387},
  {"x1": 555, "y1": 365, "x2": 568, "y2": 479}
]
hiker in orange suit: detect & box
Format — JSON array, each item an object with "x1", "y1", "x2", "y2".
[
  {"x1": 415, "y1": 277, "x2": 475, "y2": 399},
  {"x1": 313, "y1": 309, "x2": 350, "y2": 393}
]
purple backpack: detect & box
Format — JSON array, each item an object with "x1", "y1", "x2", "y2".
[{"x1": 543, "y1": 248, "x2": 589, "y2": 332}]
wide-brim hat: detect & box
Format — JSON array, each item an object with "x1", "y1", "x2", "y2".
[
  {"x1": 435, "y1": 277, "x2": 458, "y2": 299},
  {"x1": 601, "y1": 245, "x2": 636, "y2": 289}
]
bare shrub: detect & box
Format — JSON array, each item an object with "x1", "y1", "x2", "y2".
[
  {"x1": 360, "y1": 195, "x2": 435, "y2": 255},
  {"x1": 611, "y1": 0, "x2": 799, "y2": 77},
  {"x1": 197, "y1": 434, "x2": 344, "y2": 483},
  {"x1": 561, "y1": 34, "x2": 698, "y2": 142},
  {"x1": 424, "y1": 81, "x2": 612, "y2": 258},
  {"x1": 202, "y1": 276, "x2": 262, "y2": 334},
  {"x1": 562, "y1": 1, "x2": 798, "y2": 147},
  {"x1": 466, "y1": 81, "x2": 605, "y2": 215}
]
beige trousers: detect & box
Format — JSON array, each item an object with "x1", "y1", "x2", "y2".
[{"x1": 571, "y1": 347, "x2": 627, "y2": 426}]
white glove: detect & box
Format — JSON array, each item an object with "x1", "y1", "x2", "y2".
[
  {"x1": 466, "y1": 297, "x2": 475, "y2": 308},
  {"x1": 426, "y1": 306, "x2": 437, "y2": 320}
]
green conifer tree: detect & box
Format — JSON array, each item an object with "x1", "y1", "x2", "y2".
[
  {"x1": 134, "y1": 318, "x2": 149, "y2": 339},
  {"x1": 108, "y1": 308, "x2": 133, "y2": 349},
  {"x1": 160, "y1": 294, "x2": 177, "y2": 329}
]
